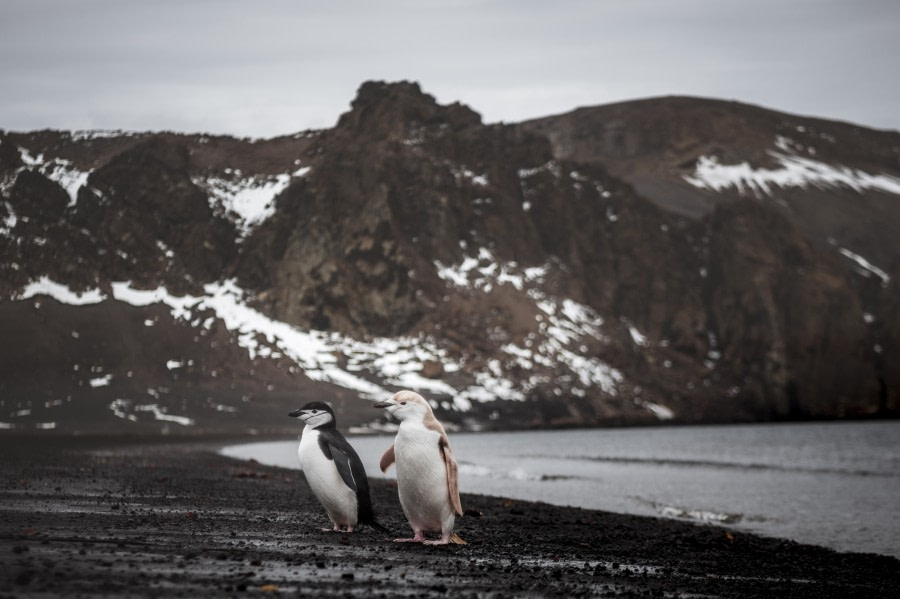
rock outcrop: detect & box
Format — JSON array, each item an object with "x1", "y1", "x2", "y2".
[{"x1": 1, "y1": 82, "x2": 898, "y2": 434}]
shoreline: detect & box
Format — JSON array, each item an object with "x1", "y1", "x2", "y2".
[
  {"x1": 1, "y1": 434, "x2": 898, "y2": 597},
  {"x1": 222, "y1": 423, "x2": 900, "y2": 560}
]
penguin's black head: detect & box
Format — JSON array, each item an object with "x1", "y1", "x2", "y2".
[{"x1": 288, "y1": 401, "x2": 336, "y2": 429}]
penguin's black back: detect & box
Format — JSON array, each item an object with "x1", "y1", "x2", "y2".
[{"x1": 316, "y1": 427, "x2": 388, "y2": 532}]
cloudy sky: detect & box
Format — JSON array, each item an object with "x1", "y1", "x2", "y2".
[{"x1": 1, "y1": 0, "x2": 898, "y2": 138}]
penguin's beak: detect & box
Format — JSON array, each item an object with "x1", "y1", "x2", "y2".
[
  {"x1": 372, "y1": 401, "x2": 392, "y2": 408},
  {"x1": 288, "y1": 409, "x2": 305, "y2": 418}
]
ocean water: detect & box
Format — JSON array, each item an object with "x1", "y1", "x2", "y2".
[{"x1": 221, "y1": 421, "x2": 900, "y2": 558}]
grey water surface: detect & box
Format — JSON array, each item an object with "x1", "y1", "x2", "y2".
[{"x1": 221, "y1": 420, "x2": 900, "y2": 558}]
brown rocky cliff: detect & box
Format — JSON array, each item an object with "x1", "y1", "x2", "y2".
[
  {"x1": 877, "y1": 265, "x2": 900, "y2": 414},
  {"x1": 706, "y1": 200, "x2": 878, "y2": 418},
  {"x1": 1, "y1": 81, "x2": 897, "y2": 433},
  {"x1": 238, "y1": 80, "x2": 551, "y2": 336},
  {"x1": 71, "y1": 137, "x2": 238, "y2": 291}
]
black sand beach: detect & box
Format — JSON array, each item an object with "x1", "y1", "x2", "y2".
[{"x1": 1, "y1": 434, "x2": 897, "y2": 597}]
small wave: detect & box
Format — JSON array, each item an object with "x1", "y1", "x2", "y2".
[
  {"x1": 659, "y1": 505, "x2": 742, "y2": 524},
  {"x1": 632, "y1": 496, "x2": 747, "y2": 525},
  {"x1": 457, "y1": 462, "x2": 579, "y2": 482},
  {"x1": 508, "y1": 467, "x2": 539, "y2": 481},
  {"x1": 526, "y1": 454, "x2": 894, "y2": 478},
  {"x1": 458, "y1": 463, "x2": 494, "y2": 477}
]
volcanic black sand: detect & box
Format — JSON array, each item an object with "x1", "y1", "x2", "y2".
[{"x1": 1, "y1": 435, "x2": 897, "y2": 598}]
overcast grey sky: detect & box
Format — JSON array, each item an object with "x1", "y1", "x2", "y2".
[{"x1": 1, "y1": 0, "x2": 898, "y2": 137}]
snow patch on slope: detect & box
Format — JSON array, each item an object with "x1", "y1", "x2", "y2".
[
  {"x1": 109, "y1": 398, "x2": 194, "y2": 426},
  {"x1": 837, "y1": 247, "x2": 891, "y2": 286},
  {"x1": 21, "y1": 277, "x2": 106, "y2": 305},
  {"x1": 452, "y1": 165, "x2": 490, "y2": 187},
  {"x1": 17, "y1": 147, "x2": 92, "y2": 206},
  {"x1": 435, "y1": 248, "x2": 624, "y2": 397},
  {"x1": 71, "y1": 130, "x2": 139, "y2": 142},
  {"x1": 15, "y1": 277, "x2": 537, "y2": 409},
  {"x1": 0, "y1": 201, "x2": 17, "y2": 236},
  {"x1": 18, "y1": 247, "x2": 629, "y2": 414},
  {"x1": 641, "y1": 401, "x2": 675, "y2": 420},
  {"x1": 192, "y1": 167, "x2": 309, "y2": 236},
  {"x1": 435, "y1": 247, "x2": 549, "y2": 293},
  {"x1": 683, "y1": 139, "x2": 900, "y2": 197}
]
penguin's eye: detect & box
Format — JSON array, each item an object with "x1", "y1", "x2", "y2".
[
  {"x1": 312, "y1": 410, "x2": 318, "y2": 413},
  {"x1": 400, "y1": 402, "x2": 407, "y2": 406}
]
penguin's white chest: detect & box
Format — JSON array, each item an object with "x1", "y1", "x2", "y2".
[
  {"x1": 394, "y1": 422, "x2": 453, "y2": 533},
  {"x1": 297, "y1": 428, "x2": 357, "y2": 527}
]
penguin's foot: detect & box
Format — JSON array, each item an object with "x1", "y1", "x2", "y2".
[
  {"x1": 323, "y1": 524, "x2": 355, "y2": 532},
  {"x1": 393, "y1": 532, "x2": 426, "y2": 543},
  {"x1": 423, "y1": 532, "x2": 454, "y2": 546}
]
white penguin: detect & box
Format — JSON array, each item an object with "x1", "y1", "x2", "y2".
[
  {"x1": 373, "y1": 390, "x2": 465, "y2": 545},
  {"x1": 289, "y1": 402, "x2": 389, "y2": 533}
]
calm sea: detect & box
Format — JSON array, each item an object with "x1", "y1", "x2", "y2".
[{"x1": 221, "y1": 421, "x2": 900, "y2": 558}]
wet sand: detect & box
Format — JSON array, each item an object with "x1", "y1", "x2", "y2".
[{"x1": 1, "y1": 434, "x2": 897, "y2": 597}]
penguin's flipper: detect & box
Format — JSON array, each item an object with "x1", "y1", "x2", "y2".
[
  {"x1": 379, "y1": 443, "x2": 396, "y2": 473},
  {"x1": 318, "y1": 430, "x2": 368, "y2": 493},
  {"x1": 438, "y1": 436, "x2": 463, "y2": 516},
  {"x1": 328, "y1": 444, "x2": 358, "y2": 491}
]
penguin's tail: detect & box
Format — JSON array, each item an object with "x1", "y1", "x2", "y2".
[{"x1": 449, "y1": 533, "x2": 466, "y2": 545}]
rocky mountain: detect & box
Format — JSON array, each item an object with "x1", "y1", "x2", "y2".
[{"x1": 2, "y1": 81, "x2": 898, "y2": 435}]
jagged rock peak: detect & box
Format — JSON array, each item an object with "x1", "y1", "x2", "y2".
[
  {"x1": 0, "y1": 134, "x2": 25, "y2": 171},
  {"x1": 336, "y1": 80, "x2": 482, "y2": 137}
]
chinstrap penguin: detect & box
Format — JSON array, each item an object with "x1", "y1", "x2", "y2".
[
  {"x1": 289, "y1": 402, "x2": 389, "y2": 534},
  {"x1": 373, "y1": 390, "x2": 465, "y2": 545}
]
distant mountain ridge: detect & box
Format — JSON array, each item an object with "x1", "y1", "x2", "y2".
[{"x1": 2, "y1": 81, "x2": 898, "y2": 434}]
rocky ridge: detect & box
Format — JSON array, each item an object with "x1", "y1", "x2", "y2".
[{"x1": 1, "y1": 81, "x2": 898, "y2": 434}]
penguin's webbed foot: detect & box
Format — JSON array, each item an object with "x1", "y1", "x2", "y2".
[
  {"x1": 393, "y1": 531, "x2": 426, "y2": 543},
  {"x1": 423, "y1": 532, "x2": 454, "y2": 545},
  {"x1": 323, "y1": 524, "x2": 357, "y2": 533}
]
